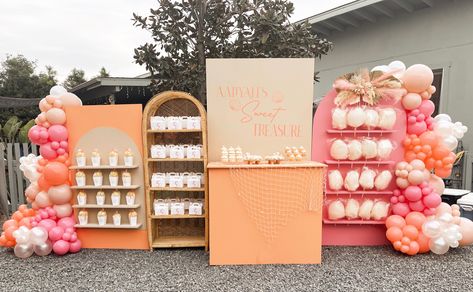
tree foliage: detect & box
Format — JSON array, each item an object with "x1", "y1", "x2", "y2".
[
  {"x1": 97, "y1": 67, "x2": 110, "y2": 78},
  {"x1": 133, "y1": 0, "x2": 333, "y2": 104},
  {"x1": 63, "y1": 68, "x2": 86, "y2": 90}
]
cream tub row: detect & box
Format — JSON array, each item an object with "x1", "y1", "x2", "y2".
[{"x1": 150, "y1": 116, "x2": 201, "y2": 130}]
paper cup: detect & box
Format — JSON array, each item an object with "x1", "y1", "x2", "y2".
[
  {"x1": 109, "y1": 176, "x2": 119, "y2": 187},
  {"x1": 129, "y1": 216, "x2": 137, "y2": 226},
  {"x1": 109, "y1": 156, "x2": 118, "y2": 166},
  {"x1": 76, "y1": 157, "x2": 86, "y2": 167},
  {"x1": 113, "y1": 216, "x2": 121, "y2": 226},
  {"x1": 77, "y1": 195, "x2": 87, "y2": 206},
  {"x1": 122, "y1": 176, "x2": 132, "y2": 187},
  {"x1": 76, "y1": 177, "x2": 86, "y2": 187},
  {"x1": 98, "y1": 216, "x2": 107, "y2": 226},
  {"x1": 78, "y1": 216, "x2": 88, "y2": 225},
  {"x1": 93, "y1": 176, "x2": 103, "y2": 187},
  {"x1": 124, "y1": 156, "x2": 133, "y2": 167},
  {"x1": 96, "y1": 196, "x2": 105, "y2": 206},
  {"x1": 126, "y1": 196, "x2": 135, "y2": 206},
  {"x1": 91, "y1": 156, "x2": 101, "y2": 167},
  {"x1": 111, "y1": 196, "x2": 120, "y2": 206}
]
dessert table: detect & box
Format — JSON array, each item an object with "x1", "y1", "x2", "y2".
[{"x1": 208, "y1": 161, "x2": 326, "y2": 265}]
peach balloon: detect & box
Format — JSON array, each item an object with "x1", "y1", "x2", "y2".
[
  {"x1": 408, "y1": 170, "x2": 425, "y2": 185},
  {"x1": 396, "y1": 177, "x2": 409, "y2": 189},
  {"x1": 402, "y1": 93, "x2": 422, "y2": 110},
  {"x1": 35, "y1": 191, "x2": 51, "y2": 208},
  {"x1": 417, "y1": 232, "x2": 430, "y2": 253},
  {"x1": 402, "y1": 64, "x2": 434, "y2": 93},
  {"x1": 429, "y1": 174, "x2": 445, "y2": 195},
  {"x1": 436, "y1": 202, "x2": 452, "y2": 215},
  {"x1": 386, "y1": 215, "x2": 406, "y2": 229},
  {"x1": 386, "y1": 227, "x2": 403, "y2": 243},
  {"x1": 45, "y1": 108, "x2": 66, "y2": 125},
  {"x1": 39, "y1": 98, "x2": 52, "y2": 112},
  {"x1": 53, "y1": 204, "x2": 73, "y2": 218},
  {"x1": 59, "y1": 92, "x2": 82, "y2": 107},
  {"x1": 405, "y1": 212, "x2": 426, "y2": 230},
  {"x1": 458, "y1": 217, "x2": 473, "y2": 246},
  {"x1": 48, "y1": 184, "x2": 72, "y2": 205}
]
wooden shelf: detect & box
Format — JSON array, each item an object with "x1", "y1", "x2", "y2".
[
  {"x1": 151, "y1": 213, "x2": 205, "y2": 219},
  {"x1": 69, "y1": 165, "x2": 139, "y2": 170},
  {"x1": 152, "y1": 235, "x2": 205, "y2": 248},
  {"x1": 324, "y1": 160, "x2": 395, "y2": 165},
  {"x1": 149, "y1": 187, "x2": 205, "y2": 192},
  {"x1": 326, "y1": 129, "x2": 396, "y2": 134},
  {"x1": 71, "y1": 185, "x2": 140, "y2": 190},
  {"x1": 148, "y1": 158, "x2": 204, "y2": 162},
  {"x1": 74, "y1": 223, "x2": 142, "y2": 229},
  {"x1": 325, "y1": 191, "x2": 393, "y2": 195},
  {"x1": 323, "y1": 219, "x2": 385, "y2": 225},
  {"x1": 147, "y1": 129, "x2": 201, "y2": 133},
  {"x1": 73, "y1": 204, "x2": 140, "y2": 209}
]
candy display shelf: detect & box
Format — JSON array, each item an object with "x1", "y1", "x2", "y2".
[
  {"x1": 72, "y1": 204, "x2": 140, "y2": 209},
  {"x1": 324, "y1": 160, "x2": 395, "y2": 165},
  {"x1": 75, "y1": 223, "x2": 142, "y2": 229},
  {"x1": 322, "y1": 219, "x2": 385, "y2": 225},
  {"x1": 69, "y1": 165, "x2": 139, "y2": 170},
  {"x1": 71, "y1": 185, "x2": 140, "y2": 190},
  {"x1": 143, "y1": 91, "x2": 209, "y2": 250},
  {"x1": 326, "y1": 129, "x2": 396, "y2": 134}
]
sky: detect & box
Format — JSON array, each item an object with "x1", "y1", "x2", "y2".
[{"x1": 0, "y1": 0, "x2": 353, "y2": 82}]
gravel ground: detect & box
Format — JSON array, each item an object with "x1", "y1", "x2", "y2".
[{"x1": 0, "y1": 245, "x2": 471, "y2": 291}]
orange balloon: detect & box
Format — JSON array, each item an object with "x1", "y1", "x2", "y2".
[
  {"x1": 419, "y1": 131, "x2": 438, "y2": 148},
  {"x1": 417, "y1": 232, "x2": 430, "y2": 253},
  {"x1": 405, "y1": 212, "x2": 426, "y2": 230},
  {"x1": 27, "y1": 209, "x2": 36, "y2": 217},
  {"x1": 18, "y1": 204, "x2": 27, "y2": 213},
  {"x1": 403, "y1": 225, "x2": 419, "y2": 240},
  {"x1": 433, "y1": 146, "x2": 450, "y2": 160},
  {"x1": 43, "y1": 162, "x2": 69, "y2": 186},
  {"x1": 425, "y1": 158, "x2": 436, "y2": 170},
  {"x1": 393, "y1": 241, "x2": 403, "y2": 251},
  {"x1": 2, "y1": 219, "x2": 18, "y2": 230},
  {"x1": 37, "y1": 175, "x2": 51, "y2": 191},
  {"x1": 12, "y1": 211, "x2": 24, "y2": 222},
  {"x1": 407, "y1": 241, "x2": 420, "y2": 256},
  {"x1": 405, "y1": 151, "x2": 417, "y2": 162},
  {"x1": 412, "y1": 137, "x2": 421, "y2": 146},
  {"x1": 19, "y1": 217, "x2": 31, "y2": 228},
  {"x1": 435, "y1": 167, "x2": 452, "y2": 178},
  {"x1": 39, "y1": 158, "x2": 48, "y2": 166},
  {"x1": 4, "y1": 226, "x2": 16, "y2": 241},
  {"x1": 0, "y1": 234, "x2": 6, "y2": 246},
  {"x1": 417, "y1": 152, "x2": 427, "y2": 161},
  {"x1": 386, "y1": 227, "x2": 403, "y2": 243},
  {"x1": 386, "y1": 215, "x2": 406, "y2": 229}
]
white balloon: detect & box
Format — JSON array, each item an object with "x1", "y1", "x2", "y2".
[
  {"x1": 388, "y1": 60, "x2": 406, "y2": 79},
  {"x1": 12, "y1": 226, "x2": 30, "y2": 244},
  {"x1": 371, "y1": 65, "x2": 389, "y2": 73},
  {"x1": 443, "y1": 135, "x2": 458, "y2": 151},
  {"x1": 430, "y1": 237, "x2": 449, "y2": 255},
  {"x1": 434, "y1": 114, "x2": 452, "y2": 123},
  {"x1": 423, "y1": 220, "x2": 442, "y2": 238},
  {"x1": 439, "y1": 213, "x2": 453, "y2": 223},
  {"x1": 364, "y1": 109, "x2": 379, "y2": 128},
  {"x1": 434, "y1": 120, "x2": 453, "y2": 137},
  {"x1": 50, "y1": 85, "x2": 67, "y2": 97},
  {"x1": 29, "y1": 227, "x2": 48, "y2": 245}
]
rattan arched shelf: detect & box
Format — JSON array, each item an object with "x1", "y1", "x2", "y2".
[{"x1": 142, "y1": 91, "x2": 208, "y2": 250}]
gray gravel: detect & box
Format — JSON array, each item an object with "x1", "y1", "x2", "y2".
[{"x1": 0, "y1": 246, "x2": 471, "y2": 291}]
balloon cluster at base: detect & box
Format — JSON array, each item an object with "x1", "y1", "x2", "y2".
[
  {"x1": 0, "y1": 85, "x2": 82, "y2": 258},
  {"x1": 375, "y1": 61, "x2": 473, "y2": 255}
]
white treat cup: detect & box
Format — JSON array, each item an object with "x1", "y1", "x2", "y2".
[
  {"x1": 109, "y1": 156, "x2": 118, "y2": 166},
  {"x1": 93, "y1": 176, "x2": 103, "y2": 187},
  {"x1": 76, "y1": 176, "x2": 86, "y2": 187},
  {"x1": 77, "y1": 195, "x2": 87, "y2": 206},
  {"x1": 76, "y1": 157, "x2": 86, "y2": 167},
  {"x1": 78, "y1": 215, "x2": 88, "y2": 225},
  {"x1": 126, "y1": 196, "x2": 135, "y2": 206},
  {"x1": 111, "y1": 195, "x2": 120, "y2": 206},
  {"x1": 129, "y1": 216, "x2": 137, "y2": 226},
  {"x1": 91, "y1": 156, "x2": 101, "y2": 167},
  {"x1": 98, "y1": 216, "x2": 107, "y2": 226},
  {"x1": 109, "y1": 176, "x2": 119, "y2": 187},
  {"x1": 122, "y1": 176, "x2": 132, "y2": 187},
  {"x1": 124, "y1": 156, "x2": 133, "y2": 166},
  {"x1": 96, "y1": 196, "x2": 105, "y2": 206},
  {"x1": 113, "y1": 215, "x2": 121, "y2": 226}
]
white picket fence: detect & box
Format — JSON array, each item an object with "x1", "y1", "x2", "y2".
[{"x1": 0, "y1": 143, "x2": 38, "y2": 216}]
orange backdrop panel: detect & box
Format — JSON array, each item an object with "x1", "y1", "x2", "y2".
[
  {"x1": 209, "y1": 162, "x2": 325, "y2": 265},
  {"x1": 65, "y1": 104, "x2": 148, "y2": 250}
]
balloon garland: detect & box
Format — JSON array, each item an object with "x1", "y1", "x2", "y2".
[
  {"x1": 0, "y1": 85, "x2": 83, "y2": 258},
  {"x1": 383, "y1": 62, "x2": 473, "y2": 255}
]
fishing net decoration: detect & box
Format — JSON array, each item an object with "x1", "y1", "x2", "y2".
[{"x1": 229, "y1": 165, "x2": 325, "y2": 245}]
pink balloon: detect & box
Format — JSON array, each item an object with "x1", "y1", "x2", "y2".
[
  {"x1": 418, "y1": 100, "x2": 435, "y2": 117},
  {"x1": 49, "y1": 226, "x2": 65, "y2": 242},
  {"x1": 402, "y1": 93, "x2": 422, "y2": 110},
  {"x1": 48, "y1": 125, "x2": 68, "y2": 142},
  {"x1": 429, "y1": 174, "x2": 445, "y2": 195},
  {"x1": 404, "y1": 186, "x2": 422, "y2": 201},
  {"x1": 53, "y1": 204, "x2": 73, "y2": 218},
  {"x1": 48, "y1": 184, "x2": 72, "y2": 205},
  {"x1": 423, "y1": 193, "x2": 441, "y2": 209},
  {"x1": 407, "y1": 170, "x2": 425, "y2": 185},
  {"x1": 70, "y1": 232, "x2": 78, "y2": 242},
  {"x1": 35, "y1": 191, "x2": 51, "y2": 208},
  {"x1": 409, "y1": 200, "x2": 425, "y2": 212},
  {"x1": 38, "y1": 219, "x2": 57, "y2": 232},
  {"x1": 392, "y1": 203, "x2": 411, "y2": 217},
  {"x1": 402, "y1": 64, "x2": 434, "y2": 93},
  {"x1": 45, "y1": 108, "x2": 66, "y2": 125},
  {"x1": 40, "y1": 143, "x2": 58, "y2": 160},
  {"x1": 59, "y1": 92, "x2": 82, "y2": 107},
  {"x1": 69, "y1": 239, "x2": 82, "y2": 253},
  {"x1": 407, "y1": 122, "x2": 427, "y2": 135},
  {"x1": 58, "y1": 217, "x2": 75, "y2": 229},
  {"x1": 52, "y1": 239, "x2": 70, "y2": 255},
  {"x1": 25, "y1": 183, "x2": 40, "y2": 201},
  {"x1": 28, "y1": 125, "x2": 49, "y2": 145},
  {"x1": 62, "y1": 232, "x2": 71, "y2": 241},
  {"x1": 459, "y1": 217, "x2": 473, "y2": 246}
]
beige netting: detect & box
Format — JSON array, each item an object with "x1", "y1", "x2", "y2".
[{"x1": 229, "y1": 166, "x2": 325, "y2": 245}]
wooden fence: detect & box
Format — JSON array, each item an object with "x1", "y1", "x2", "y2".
[{"x1": 0, "y1": 143, "x2": 38, "y2": 216}]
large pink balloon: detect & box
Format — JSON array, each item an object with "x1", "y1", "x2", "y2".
[
  {"x1": 402, "y1": 64, "x2": 434, "y2": 93},
  {"x1": 52, "y1": 239, "x2": 70, "y2": 255},
  {"x1": 35, "y1": 191, "x2": 51, "y2": 208},
  {"x1": 38, "y1": 218, "x2": 57, "y2": 232},
  {"x1": 58, "y1": 217, "x2": 75, "y2": 229},
  {"x1": 53, "y1": 204, "x2": 73, "y2": 218},
  {"x1": 392, "y1": 202, "x2": 411, "y2": 217},
  {"x1": 407, "y1": 122, "x2": 427, "y2": 136},
  {"x1": 39, "y1": 143, "x2": 58, "y2": 160},
  {"x1": 418, "y1": 100, "x2": 435, "y2": 117},
  {"x1": 47, "y1": 125, "x2": 68, "y2": 142},
  {"x1": 48, "y1": 184, "x2": 72, "y2": 205},
  {"x1": 69, "y1": 239, "x2": 82, "y2": 253},
  {"x1": 28, "y1": 125, "x2": 49, "y2": 145},
  {"x1": 59, "y1": 93, "x2": 82, "y2": 107},
  {"x1": 459, "y1": 217, "x2": 473, "y2": 246},
  {"x1": 45, "y1": 108, "x2": 66, "y2": 125},
  {"x1": 49, "y1": 226, "x2": 65, "y2": 242}
]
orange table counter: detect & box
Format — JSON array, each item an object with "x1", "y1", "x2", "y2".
[{"x1": 208, "y1": 161, "x2": 326, "y2": 265}]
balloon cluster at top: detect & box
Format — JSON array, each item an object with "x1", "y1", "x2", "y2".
[
  {"x1": 0, "y1": 85, "x2": 83, "y2": 258},
  {"x1": 375, "y1": 61, "x2": 472, "y2": 256}
]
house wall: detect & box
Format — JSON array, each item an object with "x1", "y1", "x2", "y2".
[{"x1": 314, "y1": 0, "x2": 473, "y2": 189}]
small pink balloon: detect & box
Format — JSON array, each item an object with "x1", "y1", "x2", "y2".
[
  {"x1": 53, "y1": 239, "x2": 70, "y2": 255},
  {"x1": 45, "y1": 95, "x2": 56, "y2": 103},
  {"x1": 62, "y1": 232, "x2": 71, "y2": 241},
  {"x1": 69, "y1": 239, "x2": 82, "y2": 253},
  {"x1": 38, "y1": 219, "x2": 56, "y2": 232},
  {"x1": 58, "y1": 216, "x2": 75, "y2": 229},
  {"x1": 49, "y1": 226, "x2": 65, "y2": 242},
  {"x1": 40, "y1": 143, "x2": 58, "y2": 160},
  {"x1": 65, "y1": 227, "x2": 74, "y2": 233},
  {"x1": 420, "y1": 91, "x2": 430, "y2": 100},
  {"x1": 423, "y1": 193, "x2": 441, "y2": 209},
  {"x1": 53, "y1": 204, "x2": 73, "y2": 218},
  {"x1": 59, "y1": 141, "x2": 68, "y2": 148},
  {"x1": 47, "y1": 208, "x2": 56, "y2": 217},
  {"x1": 43, "y1": 121, "x2": 51, "y2": 128},
  {"x1": 402, "y1": 93, "x2": 422, "y2": 110},
  {"x1": 48, "y1": 125, "x2": 68, "y2": 142},
  {"x1": 35, "y1": 191, "x2": 52, "y2": 208},
  {"x1": 407, "y1": 122, "x2": 427, "y2": 136},
  {"x1": 37, "y1": 112, "x2": 47, "y2": 122},
  {"x1": 409, "y1": 200, "x2": 425, "y2": 212},
  {"x1": 70, "y1": 233, "x2": 78, "y2": 242},
  {"x1": 405, "y1": 186, "x2": 422, "y2": 201},
  {"x1": 402, "y1": 64, "x2": 434, "y2": 93},
  {"x1": 51, "y1": 141, "x2": 60, "y2": 150},
  {"x1": 45, "y1": 108, "x2": 66, "y2": 125},
  {"x1": 424, "y1": 208, "x2": 436, "y2": 216},
  {"x1": 48, "y1": 184, "x2": 72, "y2": 205},
  {"x1": 418, "y1": 100, "x2": 435, "y2": 117},
  {"x1": 392, "y1": 203, "x2": 411, "y2": 217},
  {"x1": 57, "y1": 148, "x2": 66, "y2": 155}
]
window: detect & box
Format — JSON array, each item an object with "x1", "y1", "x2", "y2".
[{"x1": 431, "y1": 69, "x2": 443, "y2": 116}]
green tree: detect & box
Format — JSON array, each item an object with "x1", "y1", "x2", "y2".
[
  {"x1": 133, "y1": 0, "x2": 332, "y2": 104},
  {"x1": 97, "y1": 67, "x2": 110, "y2": 78},
  {"x1": 63, "y1": 68, "x2": 86, "y2": 90}
]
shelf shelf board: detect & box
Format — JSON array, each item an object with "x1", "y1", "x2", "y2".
[
  {"x1": 323, "y1": 219, "x2": 385, "y2": 225},
  {"x1": 150, "y1": 213, "x2": 205, "y2": 219},
  {"x1": 324, "y1": 160, "x2": 395, "y2": 165},
  {"x1": 73, "y1": 204, "x2": 140, "y2": 209},
  {"x1": 148, "y1": 158, "x2": 204, "y2": 162},
  {"x1": 147, "y1": 129, "x2": 202, "y2": 133},
  {"x1": 149, "y1": 187, "x2": 205, "y2": 192},
  {"x1": 152, "y1": 235, "x2": 205, "y2": 248},
  {"x1": 74, "y1": 223, "x2": 142, "y2": 229},
  {"x1": 71, "y1": 185, "x2": 140, "y2": 190},
  {"x1": 325, "y1": 191, "x2": 393, "y2": 195},
  {"x1": 69, "y1": 165, "x2": 139, "y2": 170},
  {"x1": 326, "y1": 129, "x2": 396, "y2": 134}
]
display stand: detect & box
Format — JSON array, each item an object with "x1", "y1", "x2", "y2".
[
  {"x1": 312, "y1": 89, "x2": 406, "y2": 246},
  {"x1": 142, "y1": 91, "x2": 209, "y2": 250}
]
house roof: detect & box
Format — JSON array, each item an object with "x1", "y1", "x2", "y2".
[
  {"x1": 0, "y1": 96, "x2": 41, "y2": 108},
  {"x1": 296, "y1": 0, "x2": 438, "y2": 36}
]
